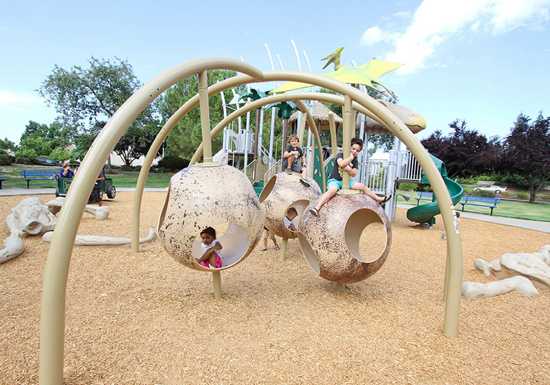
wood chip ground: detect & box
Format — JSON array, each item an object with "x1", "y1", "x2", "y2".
[{"x1": 0, "y1": 192, "x2": 549, "y2": 384}]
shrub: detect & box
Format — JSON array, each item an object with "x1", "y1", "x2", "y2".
[
  {"x1": 157, "y1": 156, "x2": 189, "y2": 172},
  {"x1": 120, "y1": 165, "x2": 135, "y2": 171},
  {"x1": 0, "y1": 153, "x2": 12, "y2": 165},
  {"x1": 471, "y1": 190, "x2": 495, "y2": 197},
  {"x1": 134, "y1": 165, "x2": 142, "y2": 172},
  {"x1": 397, "y1": 182, "x2": 418, "y2": 191},
  {"x1": 516, "y1": 192, "x2": 529, "y2": 200},
  {"x1": 15, "y1": 155, "x2": 40, "y2": 165}
]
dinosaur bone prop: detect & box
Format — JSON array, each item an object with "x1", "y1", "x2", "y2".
[
  {"x1": 46, "y1": 197, "x2": 110, "y2": 220},
  {"x1": 0, "y1": 197, "x2": 57, "y2": 264},
  {"x1": 462, "y1": 245, "x2": 550, "y2": 299},
  {"x1": 42, "y1": 228, "x2": 156, "y2": 247},
  {"x1": 462, "y1": 276, "x2": 539, "y2": 299},
  {"x1": 1, "y1": 197, "x2": 156, "y2": 264}
]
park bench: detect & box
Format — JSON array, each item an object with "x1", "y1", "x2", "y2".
[
  {"x1": 415, "y1": 191, "x2": 434, "y2": 205},
  {"x1": 20, "y1": 170, "x2": 58, "y2": 189},
  {"x1": 459, "y1": 195, "x2": 501, "y2": 216},
  {"x1": 0, "y1": 171, "x2": 6, "y2": 189}
]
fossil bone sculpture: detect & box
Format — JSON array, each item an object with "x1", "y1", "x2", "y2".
[
  {"x1": 462, "y1": 245, "x2": 550, "y2": 298},
  {"x1": 0, "y1": 197, "x2": 57, "y2": 264},
  {"x1": 1, "y1": 196, "x2": 155, "y2": 264}
]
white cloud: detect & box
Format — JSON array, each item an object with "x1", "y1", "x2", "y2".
[
  {"x1": 360, "y1": 26, "x2": 400, "y2": 46},
  {"x1": 490, "y1": 0, "x2": 550, "y2": 33},
  {"x1": 361, "y1": 0, "x2": 550, "y2": 74},
  {"x1": 0, "y1": 90, "x2": 43, "y2": 112}
]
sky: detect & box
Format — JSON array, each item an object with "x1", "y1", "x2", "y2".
[{"x1": 1, "y1": 0, "x2": 549, "y2": 147}]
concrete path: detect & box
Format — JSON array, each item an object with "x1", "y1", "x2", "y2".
[{"x1": 0, "y1": 188, "x2": 548, "y2": 233}]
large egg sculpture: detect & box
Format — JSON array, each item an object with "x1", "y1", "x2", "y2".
[
  {"x1": 158, "y1": 165, "x2": 264, "y2": 271},
  {"x1": 259, "y1": 172, "x2": 321, "y2": 239},
  {"x1": 299, "y1": 193, "x2": 391, "y2": 284}
]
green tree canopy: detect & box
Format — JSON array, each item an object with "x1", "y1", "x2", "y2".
[
  {"x1": 0, "y1": 138, "x2": 17, "y2": 151},
  {"x1": 38, "y1": 57, "x2": 162, "y2": 165},
  {"x1": 156, "y1": 70, "x2": 241, "y2": 159},
  {"x1": 15, "y1": 120, "x2": 71, "y2": 161}
]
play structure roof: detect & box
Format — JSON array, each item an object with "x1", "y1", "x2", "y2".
[{"x1": 288, "y1": 101, "x2": 343, "y2": 130}]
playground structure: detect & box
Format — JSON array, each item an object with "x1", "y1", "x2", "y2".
[
  {"x1": 37, "y1": 58, "x2": 464, "y2": 384},
  {"x1": 158, "y1": 164, "x2": 264, "y2": 296},
  {"x1": 259, "y1": 171, "x2": 321, "y2": 260},
  {"x1": 406, "y1": 154, "x2": 464, "y2": 227}
]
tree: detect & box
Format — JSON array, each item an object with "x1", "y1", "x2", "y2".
[
  {"x1": 421, "y1": 119, "x2": 497, "y2": 178},
  {"x1": 38, "y1": 57, "x2": 162, "y2": 165},
  {"x1": 502, "y1": 113, "x2": 550, "y2": 203},
  {"x1": 156, "y1": 70, "x2": 240, "y2": 159},
  {"x1": 15, "y1": 120, "x2": 71, "y2": 161},
  {"x1": 0, "y1": 138, "x2": 16, "y2": 151}
]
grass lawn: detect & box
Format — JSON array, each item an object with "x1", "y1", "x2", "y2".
[
  {"x1": 398, "y1": 190, "x2": 550, "y2": 222},
  {"x1": 0, "y1": 165, "x2": 174, "y2": 189},
  {"x1": 2, "y1": 164, "x2": 548, "y2": 222}
]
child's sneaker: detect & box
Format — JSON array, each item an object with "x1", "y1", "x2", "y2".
[
  {"x1": 379, "y1": 195, "x2": 392, "y2": 207},
  {"x1": 260, "y1": 248, "x2": 267, "y2": 251},
  {"x1": 285, "y1": 168, "x2": 292, "y2": 175},
  {"x1": 274, "y1": 245, "x2": 280, "y2": 250},
  {"x1": 309, "y1": 207, "x2": 319, "y2": 217},
  {"x1": 299, "y1": 178, "x2": 310, "y2": 187}
]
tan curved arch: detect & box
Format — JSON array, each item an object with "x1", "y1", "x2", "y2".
[{"x1": 40, "y1": 58, "x2": 463, "y2": 384}]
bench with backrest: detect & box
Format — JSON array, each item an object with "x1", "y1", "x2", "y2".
[
  {"x1": 415, "y1": 191, "x2": 434, "y2": 205},
  {"x1": 0, "y1": 171, "x2": 6, "y2": 189},
  {"x1": 20, "y1": 170, "x2": 58, "y2": 189},
  {"x1": 459, "y1": 195, "x2": 500, "y2": 216}
]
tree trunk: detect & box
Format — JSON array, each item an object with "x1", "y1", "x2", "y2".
[{"x1": 529, "y1": 183, "x2": 536, "y2": 204}]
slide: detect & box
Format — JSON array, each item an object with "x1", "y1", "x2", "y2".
[{"x1": 406, "y1": 155, "x2": 464, "y2": 225}]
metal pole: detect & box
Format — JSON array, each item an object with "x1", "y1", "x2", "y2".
[{"x1": 198, "y1": 70, "x2": 212, "y2": 163}]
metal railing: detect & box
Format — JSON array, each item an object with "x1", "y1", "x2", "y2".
[
  {"x1": 362, "y1": 159, "x2": 389, "y2": 194},
  {"x1": 264, "y1": 159, "x2": 281, "y2": 183},
  {"x1": 242, "y1": 159, "x2": 257, "y2": 181},
  {"x1": 398, "y1": 149, "x2": 422, "y2": 181}
]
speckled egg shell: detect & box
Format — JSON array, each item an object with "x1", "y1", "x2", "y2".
[
  {"x1": 158, "y1": 164, "x2": 264, "y2": 271},
  {"x1": 299, "y1": 192, "x2": 392, "y2": 284},
  {"x1": 259, "y1": 172, "x2": 321, "y2": 239}
]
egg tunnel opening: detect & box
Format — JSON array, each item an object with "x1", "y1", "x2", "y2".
[
  {"x1": 191, "y1": 222, "x2": 250, "y2": 269},
  {"x1": 285, "y1": 199, "x2": 310, "y2": 234},
  {"x1": 259, "y1": 174, "x2": 276, "y2": 204},
  {"x1": 345, "y1": 208, "x2": 388, "y2": 263},
  {"x1": 298, "y1": 232, "x2": 320, "y2": 275}
]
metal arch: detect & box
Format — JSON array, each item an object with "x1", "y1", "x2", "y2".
[
  {"x1": 40, "y1": 59, "x2": 463, "y2": 385},
  {"x1": 132, "y1": 80, "x2": 461, "y2": 339},
  {"x1": 39, "y1": 58, "x2": 264, "y2": 384}
]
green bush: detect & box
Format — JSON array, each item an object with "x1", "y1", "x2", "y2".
[
  {"x1": 134, "y1": 165, "x2": 142, "y2": 172},
  {"x1": 120, "y1": 165, "x2": 135, "y2": 171},
  {"x1": 0, "y1": 153, "x2": 12, "y2": 165},
  {"x1": 15, "y1": 155, "x2": 40, "y2": 165},
  {"x1": 49, "y1": 148, "x2": 72, "y2": 162},
  {"x1": 397, "y1": 182, "x2": 419, "y2": 191},
  {"x1": 516, "y1": 192, "x2": 529, "y2": 200},
  {"x1": 471, "y1": 190, "x2": 495, "y2": 197},
  {"x1": 157, "y1": 156, "x2": 189, "y2": 172}
]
